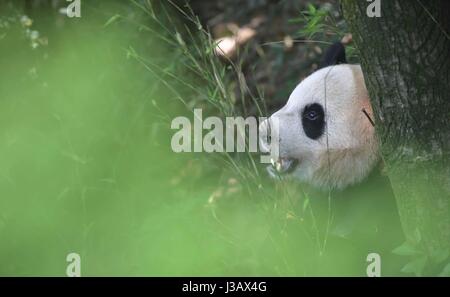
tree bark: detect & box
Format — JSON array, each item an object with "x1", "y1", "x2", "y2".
[{"x1": 341, "y1": 0, "x2": 450, "y2": 260}]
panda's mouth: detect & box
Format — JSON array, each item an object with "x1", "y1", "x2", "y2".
[{"x1": 267, "y1": 157, "x2": 299, "y2": 176}]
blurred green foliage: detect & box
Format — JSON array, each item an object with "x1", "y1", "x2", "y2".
[{"x1": 0, "y1": 0, "x2": 409, "y2": 276}]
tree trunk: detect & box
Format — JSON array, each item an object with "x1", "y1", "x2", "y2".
[{"x1": 341, "y1": 0, "x2": 450, "y2": 263}]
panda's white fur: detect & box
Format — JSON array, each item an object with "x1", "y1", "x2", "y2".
[{"x1": 259, "y1": 64, "x2": 379, "y2": 190}]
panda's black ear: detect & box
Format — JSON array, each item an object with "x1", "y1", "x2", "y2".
[{"x1": 318, "y1": 41, "x2": 347, "y2": 69}]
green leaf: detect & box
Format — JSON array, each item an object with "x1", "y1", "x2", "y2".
[
  {"x1": 302, "y1": 197, "x2": 310, "y2": 211},
  {"x1": 103, "y1": 14, "x2": 121, "y2": 28},
  {"x1": 412, "y1": 228, "x2": 422, "y2": 244},
  {"x1": 430, "y1": 248, "x2": 449, "y2": 264},
  {"x1": 175, "y1": 31, "x2": 185, "y2": 46},
  {"x1": 392, "y1": 241, "x2": 421, "y2": 256},
  {"x1": 439, "y1": 262, "x2": 450, "y2": 276},
  {"x1": 126, "y1": 46, "x2": 138, "y2": 60},
  {"x1": 308, "y1": 4, "x2": 316, "y2": 14},
  {"x1": 401, "y1": 256, "x2": 427, "y2": 276}
]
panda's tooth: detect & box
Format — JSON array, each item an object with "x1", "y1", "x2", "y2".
[
  {"x1": 276, "y1": 160, "x2": 282, "y2": 172},
  {"x1": 270, "y1": 158, "x2": 276, "y2": 167}
]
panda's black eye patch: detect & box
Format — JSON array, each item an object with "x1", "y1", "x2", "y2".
[{"x1": 301, "y1": 103, "x2": 325, "y2": 140}]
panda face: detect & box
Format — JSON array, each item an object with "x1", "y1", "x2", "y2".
[{"x1": 259, "y1": 64, "x2": 380, "y2": 190}]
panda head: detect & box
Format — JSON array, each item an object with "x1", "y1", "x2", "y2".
[{"x1": 259, "y1": 64, "x2": 379, "y2": 190}]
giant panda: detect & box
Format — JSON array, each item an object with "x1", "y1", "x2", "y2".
[
  {"x1": 259, "y1": 35, "x2": 404, "y2": 270},
  {"x1": 259, "y1": 35, "x2": 378, "y2": 190}
]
